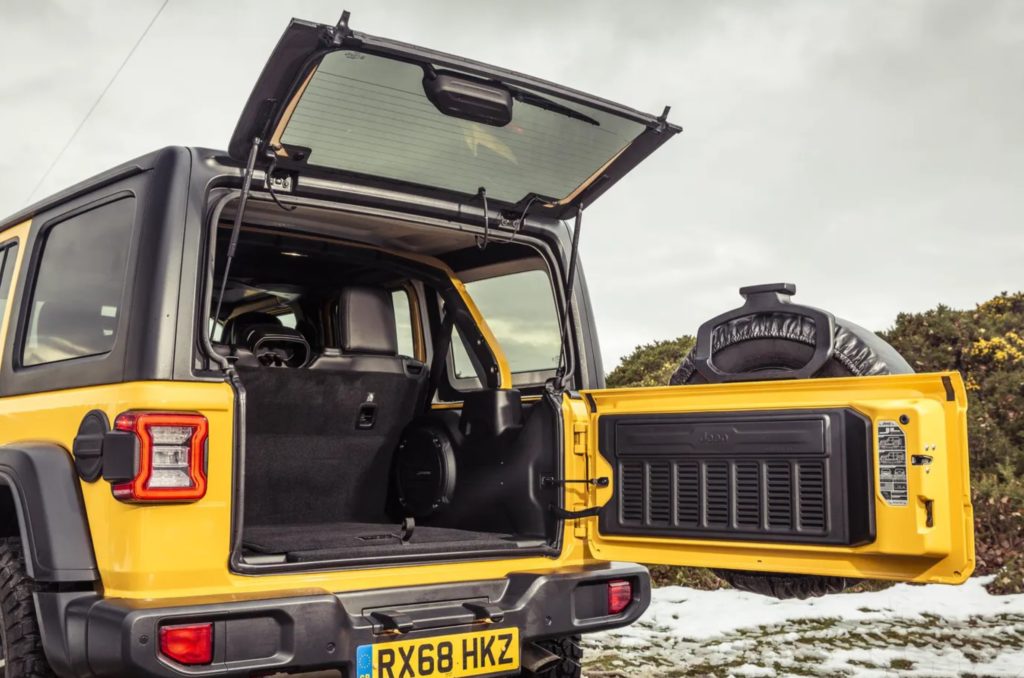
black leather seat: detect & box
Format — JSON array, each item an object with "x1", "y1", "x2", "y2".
[{"x1": 240, "y1": 287, "x2": 428, "y2": 532}]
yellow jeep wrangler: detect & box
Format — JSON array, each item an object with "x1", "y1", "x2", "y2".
[{"x1": 0, "y1": 12, "x2": 973, "y2": 678}]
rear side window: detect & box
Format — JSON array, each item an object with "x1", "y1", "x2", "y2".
[
  {"x1": 22, "y1": 198, "x2": 135, "y2": 367},
  {"x1": 392, "y1": 289, "x2": 416, "y2": 358},
  {"x1": 0, "y1": 241, "x2": 18, "y2": 322},
  {"x1": 453, "y1": 269, "x2": 561, "y2": 383}
]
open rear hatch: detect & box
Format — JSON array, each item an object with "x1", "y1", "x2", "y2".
[
  {"x1": 229, "y1": 12, "x2": 680, "y2": 220},
  {"x1": 222, "y1": 12, "x2": 680, "y2": 572}
]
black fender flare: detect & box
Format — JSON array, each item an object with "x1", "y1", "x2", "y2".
[{"x1": 0, "y1": 444, "x2": 98, "y2": 582}]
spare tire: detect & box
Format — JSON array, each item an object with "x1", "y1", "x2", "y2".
[
  {"x1": 670, "y1": 285, "x2": 912, "y2": 599},
  {"x1": 670, "y1": 313, "x2": 911, "y2": 386}
]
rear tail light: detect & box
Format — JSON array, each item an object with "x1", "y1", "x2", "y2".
[
  {"x1": 607, "y1": 579, "x2": 633, "y2": 615},
  {"x1": 159, "y1": 622, "x2": 213, "y2": 665},
  {"x1": 112, "y1": 412, "x2": 208, "y2": 502}
]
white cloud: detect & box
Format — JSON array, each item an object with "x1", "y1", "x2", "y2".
[{"x1": 2, "y1": 0, "x2": 1021, "y2": 371}]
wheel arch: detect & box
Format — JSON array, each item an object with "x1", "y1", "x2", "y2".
[{"x1": 0, "y1": 444, "x2": 98, "y2": 582}]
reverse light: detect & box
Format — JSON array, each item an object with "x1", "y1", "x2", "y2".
[
  {"x1": 159, "y1": 622, "x2": 213, "y2": 665},
  {"x1": 112, "y1": 412, "x2": 209, "y2": 502},
  {"x1": 607, "y1": 579, "x2": 633, "y2": 615}
]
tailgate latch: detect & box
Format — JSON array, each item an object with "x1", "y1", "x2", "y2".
[{"x1": 540, "y1": 475, "x2": 608, "y2": 488}]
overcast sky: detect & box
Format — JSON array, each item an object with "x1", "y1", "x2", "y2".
[{"x1": 1, "y1": 0, "x2": 1021, "y2": 370}]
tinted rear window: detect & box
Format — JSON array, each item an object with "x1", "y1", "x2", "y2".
[
  {"x1": 22, "y1": 198, "x2": 135, "y2": 367},
  {"x1": 278, "y1": 50, "x2": 646, "y2": 204}
]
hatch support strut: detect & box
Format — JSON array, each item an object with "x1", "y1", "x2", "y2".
[
  {"x1": 211, "y1": 136, "x2": 262, "y2": 340},
  {"x1": 550, "y1": 203, "x2": 584, "y2": 392}
]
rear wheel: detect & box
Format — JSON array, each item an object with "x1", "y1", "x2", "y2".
[
  {"x1": 522, "y1": 635, "x2": 582, "y2": 677},
  {"x1": 0, "y1": 538, "x2": 55, "y2": 677},
  {"x1": 671, "y1": 309, "x2": 912, "y2": 599}
]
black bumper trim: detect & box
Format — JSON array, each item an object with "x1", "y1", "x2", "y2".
[{"x1": 40, "y1": 562, "x2": 650, "y2": 677}]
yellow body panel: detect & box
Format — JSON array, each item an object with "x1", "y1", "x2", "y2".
[
  {"x1": 578, "y1": 372, "x2": 974, "y2": 584},
  {"x1": 0, "y1": 381, "x2": 588, "y2": 600},
  {"x1": 0, "y1": 220, "x2": 29, "y2": 343}
]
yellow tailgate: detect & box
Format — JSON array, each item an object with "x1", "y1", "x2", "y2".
[{"x1": 578, "y1": 372, "x2": 974, "y2": 584}]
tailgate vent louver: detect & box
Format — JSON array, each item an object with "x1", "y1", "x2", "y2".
[
  {"x1": 797, "y1": 462, "x2": 828, "y2": 531},
  {"x1": 601, "y1": 410, "x2": 874, "y2": 546}
]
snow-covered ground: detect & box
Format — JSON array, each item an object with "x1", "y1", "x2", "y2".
[{"x1": 585, "y1": 577, "x2": 1024, "y2": 677}]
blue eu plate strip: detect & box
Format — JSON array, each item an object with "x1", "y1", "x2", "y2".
[{"x1": 356, "y1": 644, "x2": 373, "y2": 678}]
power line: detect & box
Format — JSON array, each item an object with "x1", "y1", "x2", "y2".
[{"x1": 26, "y1": 0, "x2": 170, "y2": 202}]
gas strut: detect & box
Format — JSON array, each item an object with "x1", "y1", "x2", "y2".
[
  {"x1": 550, "y1": 203, "x2": 584, "y2": 392},
  {"x1": 211, "y1": 136, "x2": 262, "y2": 340}
]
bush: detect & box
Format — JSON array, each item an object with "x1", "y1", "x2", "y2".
[
  {"x1": 881, "y1": 292, "x2": 1024, "y2": 476},
  {"x1": 971, "y1": 471, "x2": 1024, "y2": 592},
  {"x1": 606, "y1": 337, "x2": 695, "y2": 388}
]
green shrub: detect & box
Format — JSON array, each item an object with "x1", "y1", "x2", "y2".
[{"x1": 606, "y1": 337, "x2": 695, "y2": 388}]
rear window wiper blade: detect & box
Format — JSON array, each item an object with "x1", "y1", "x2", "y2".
[{"x1": 509, "y1": 87, "x2": 600, "y2": 126}]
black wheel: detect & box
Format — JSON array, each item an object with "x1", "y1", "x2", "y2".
[
  {"x1": 671, "y1": 310, "x2": 913, "y2": 599},
  {"x1": 522, "y1": 635, "x2": 582, "y2": 677},
  {"x1": 0, "y1": 538, "x2": 55, "y2": 677}
]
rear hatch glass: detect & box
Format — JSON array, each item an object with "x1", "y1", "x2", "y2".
[
  {"x1": 276, "y1": 50, "x2": 647, "y2": 206},
  {"x1": 229, "y1": 18, "x2": 680, "y2": 217}
]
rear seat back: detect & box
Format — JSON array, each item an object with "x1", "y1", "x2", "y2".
[{"x1": 240, "y1": 287, "x2": 427, "y2": 529}]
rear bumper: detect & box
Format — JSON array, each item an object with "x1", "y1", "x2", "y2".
[{"x1": 37, "y1": 562, "x2": 650, "y2": 677}]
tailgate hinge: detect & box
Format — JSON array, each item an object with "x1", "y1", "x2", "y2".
[
  {"x1": 572, "y1": 421, "x2": 588, "y2": 456},
  {"x1": 548, "y1": 419, "x2": 604, "y2": 531}
]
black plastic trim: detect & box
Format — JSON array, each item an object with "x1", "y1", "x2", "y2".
[
  {"x1": 72, "y1": 410, "x2": 110, "y2": 482},
  {"x1": 941, "y1": 375, "x2": 956, "y2": 402},
  {"x1": 46, "y1": 563, "x2": 648, "y2": 677},
  {"x1": 596, "y1": 409, "x2": 876, "y2": 546},
  {"x1": 0, "y1": 444, "x2": 98, "y2": 582},
  {"x1": 693, "y1": 283, "x2": 837, "y2": 382}
]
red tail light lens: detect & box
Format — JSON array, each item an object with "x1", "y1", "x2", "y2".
[
  {"x1": 112, "y1": 412, "x2": 208, "y2": 502},
  {"x1": 607, "y1": 579, "x2": 633, "y2": 615},
  {"x1": 159, "y1": 622, "x2": 213, "y2": 665}
]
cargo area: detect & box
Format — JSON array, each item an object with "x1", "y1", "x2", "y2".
[{"x1": 204, "y1": 199, "x2": 564, "y2": 568}]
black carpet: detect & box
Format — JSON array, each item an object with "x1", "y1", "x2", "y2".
[{"x1": 243, "y1": 521, "x2": 519, "y2": 562}]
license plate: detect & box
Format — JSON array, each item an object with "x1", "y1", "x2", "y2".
[{"x1": 356, "y1": 627, "x2": 520, "y2": 678}]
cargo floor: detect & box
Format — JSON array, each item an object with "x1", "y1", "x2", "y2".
[{"x1": 243, "y1": 522, "x2": 525, "y2": 562}]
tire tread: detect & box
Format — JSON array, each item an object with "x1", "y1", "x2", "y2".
[{"x1": 0, "y1": 538, "x2": 56, "y2": 677}]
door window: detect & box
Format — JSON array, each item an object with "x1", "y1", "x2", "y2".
[
  {"x1": 22, "y1": 198, "x2": 135, "y2": 366},
  {"x1": 452, "y1": 269, "x2": 561, "y2": 385}
]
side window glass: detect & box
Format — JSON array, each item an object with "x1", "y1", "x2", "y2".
[
  {"x1": 0, "y1": 241, "x2": 19, "y2": 323},
  {"x1": 277, "y1": 312, "x2": 297, "y2": 329},
  {"x1": 22, "y1": 198, "x2": 135, "y2": 367},
  {"x1": 0, "y1": 241, "x2": 19, "y2": 346},
  {"x1": 451, "y1": 269, "x2": 561, "y2": 383},
  {"x1": 392, "y1": 289, "x2": 416, "y2": 358}
]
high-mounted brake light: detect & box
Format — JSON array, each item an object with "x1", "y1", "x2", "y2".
[
  {"x1": 160, "y1": 622, "x2": 213, "y2": 665},
  {"x1": 112, "y1": 412, "x2": 208, "y2": 502},
  {"x1": 607, "y1": 579, "x2": 633, "y2": 615}
]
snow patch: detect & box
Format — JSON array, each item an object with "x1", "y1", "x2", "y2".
[{"x1": 585, "y1": 577, "x2": 1024, "y2": 677}]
